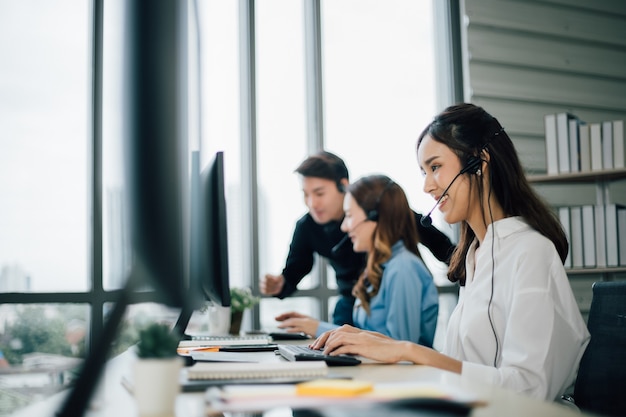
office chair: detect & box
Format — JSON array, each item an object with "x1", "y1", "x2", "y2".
[{"x1": 573, "y1": 281, "x2": 626, "y2": 416}]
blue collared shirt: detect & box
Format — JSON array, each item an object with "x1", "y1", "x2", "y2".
[{"x1": 317, "y1": 241, "x2": 439, "y2": 347}]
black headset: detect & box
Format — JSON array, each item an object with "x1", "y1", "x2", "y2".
[
  {"x1": 366, "y1": 179, "x2": 395, "y2": 221},
  {"x1": 460, "y1": 154, "x2": 483, "y2": 176}
]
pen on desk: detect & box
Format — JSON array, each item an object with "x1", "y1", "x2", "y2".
[{"x1": 176, "y1": 346, "x2": 220, "y2": 355}]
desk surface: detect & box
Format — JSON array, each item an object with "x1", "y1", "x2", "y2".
[{"x1": 13, "y1": 345, "x2": 586, "y2": 417}]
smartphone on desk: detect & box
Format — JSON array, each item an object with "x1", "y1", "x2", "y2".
[
  {"x1": 245, "y1": 329, "x2": 311, "y2": 341},
  {"x1": 218, "y1": 344, "x2": 278, "y2": 352}
]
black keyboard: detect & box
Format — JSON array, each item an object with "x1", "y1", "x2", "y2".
[{"x1": 277, "y1": 344, "x2": 361, "y2": 366}]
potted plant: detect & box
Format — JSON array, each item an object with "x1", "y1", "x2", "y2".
[
  {"x1": 228, "y1": 287, "x2": 261, "y2": 335},
  {"x1": 133, "y1": 323, "x2": 181, "y2": 416}
]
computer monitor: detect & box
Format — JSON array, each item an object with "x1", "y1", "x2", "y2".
[
  {"x1": 57, "y1": 1, "x2": 189, "y2": 414},
  {"x1": 195, "y1": 151, "x2": 231, "y2": 308},
  {"x1": 175, "y1": 150, "x2": 232, "y2": 337},
  {"x1": 196, "y1": 151, "x2": 232, "y2": 334}
]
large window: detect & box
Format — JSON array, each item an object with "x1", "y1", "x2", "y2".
[
  {"x1": 322, "y1": 0, "x2": 453, "y2": 277},
  {"x1": 102, "y1": 0, "x2": 128, "y2": 291},
  {"x1": 0, "y1": 1, "x2": 90, "y2": 413},
  {"x1": 196, "y1": 0, "x2": 243, "y2": 290},
  {"x1": 0, "y1": 1, "x2": 89, "y2": 293},
  {"x1": 323, "y1": 0, "x2": 436, "y2": 214},
  {"x1": 256, "y1": 0, "x2": 312, "y2": 325}
]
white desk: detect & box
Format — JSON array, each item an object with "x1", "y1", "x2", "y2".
[{"x1": 13, "y1": 346, "x2": 587, "y2": 417}]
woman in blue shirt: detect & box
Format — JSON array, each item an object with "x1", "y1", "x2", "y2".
[{"x1": 275, "y1": 174, "x2": 439, "y2": 347}]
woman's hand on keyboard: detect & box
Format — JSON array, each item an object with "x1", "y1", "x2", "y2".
[
  {"x1": 274, "y1": 311, "x2": 320, "y2": 338},
  {"x1": 310, "y1": 324, "x2": 362, "y2": 350},
  {"x1": 310, "y1": 325, "x2": 403, "y2": 363}
]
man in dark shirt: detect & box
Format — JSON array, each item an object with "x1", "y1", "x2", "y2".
[{"x1": 260, "y1": 151, "x2": 455, "y2": 326}]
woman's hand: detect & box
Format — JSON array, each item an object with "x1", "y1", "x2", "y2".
[
  {"x1": 311, "y1": 326, "x2": 463, "y2": 373},
  {"x1": 274, "y1": 311, "x2": 320, "y2": 337},
  {"x1": 310, "y1": 325, "x2": 406, "y2": 363},
  {"x1": 309, "y1": 324, "x2": 371, "y2": 349}
]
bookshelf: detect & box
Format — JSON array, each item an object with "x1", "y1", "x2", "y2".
[
  {"x1": 528, "y1": 168, "x2": 626, "y2": 184},
  {"x1": 565, "y1": 267, "x2": 626, "y2": 275},
  {"x1": 528, "y1": 169, "x2": 626, "y2": 319},
  {"x1": 528, "y1": 168, "x2": 626, "y2": 275}
]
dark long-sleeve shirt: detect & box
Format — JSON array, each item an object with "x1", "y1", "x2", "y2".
[
  {"x1": 277, "y1": 214, "x2": 365, "y2": 299},
  {"x1": 277, "y1": 211, "x2": 455, "y2": 300}
]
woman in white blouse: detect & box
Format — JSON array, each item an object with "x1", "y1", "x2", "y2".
[{"x1": 311, "y1": 103, "x2": 590, "y2": 402}]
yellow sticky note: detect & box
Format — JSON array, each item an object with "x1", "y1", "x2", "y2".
[{"x1": 296, "y1": 379, "x2": 373, "y2": 397}]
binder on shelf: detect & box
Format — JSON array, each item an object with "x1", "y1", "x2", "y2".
[
  {"x1": 605, "y1": 204, "x2": 622, "y2": 267},
  {"x1": 558, "y1": 207, "x2": 572, "y2": 268},
  {"x1": 544, "y1": 114, "x2": 559, "y2": 175},
  {"x1": 613, "y1": 120, "x2": 625, "y2": 169},
  {"x1": 582, "y1": 205, "x2": 596, "y2": 267},
  {"x1": 578, "y1": 123, "x2": 591, "y2": 172},
  {"x1": 570, "y1": 206, "x2": 584, "y2": 268},
  {"x1": 602, "y1": 121, "x2": 613, "y2": 170},
  {"x1": 568, "y1": 117, "x2": 581, "y2": 172},
  {"x1": 557, "y1": 112, "x2": 574, "y2": 173},
  {"x1": 594, "y1": 204, "x2": 607, "y2": 268},
  {"x1": 589, "y1": 123, "x2": 603, "y2": 172},
  {"x1": 618, "y1": 207, "x2": 626, "y2": 266}
]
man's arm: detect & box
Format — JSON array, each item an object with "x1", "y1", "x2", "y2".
[
  {"x1": 414, "y1": 211, "x2": 456, "y2": 264},
  {"x1": 274, "y1": 215, "x2": 316, "y2": 299}
]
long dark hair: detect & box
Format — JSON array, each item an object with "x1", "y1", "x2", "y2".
[
  {"x1": 416, "y1": 103, "x2": 568, "y2": 285},
  {"x1": 349, "y1": 175, "x2": 420, "y2": 313}
]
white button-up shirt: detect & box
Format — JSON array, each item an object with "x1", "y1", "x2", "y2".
[{"x1": 443, "y1": 217, "x2": 590, "y2": 401}]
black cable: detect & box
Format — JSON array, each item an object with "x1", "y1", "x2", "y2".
[{"x1": 486, "y1": 165, "x2": 499, "y2": 367}]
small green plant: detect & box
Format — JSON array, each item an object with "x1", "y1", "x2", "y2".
[
  {"x1": 229, "y1": 287, "x2": 260, "y2": 313},
  {"x1": 135, "y1": 323, "x2": 179, "y2": 359}
]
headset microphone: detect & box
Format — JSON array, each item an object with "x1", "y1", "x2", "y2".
[
  {"x1": 331, "y1": 234, "x2": 350, "y2": 256},
  {"x1": 420, "y1": 156, "x2": 482, "y2": 228}
]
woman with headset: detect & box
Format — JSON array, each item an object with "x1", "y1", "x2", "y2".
[
  {"x1": 274, "y1": 174, "x2": 439, "y2": 348},
  {"x1": 310, "y1": 103, "x2": 590, "y2": 402}
]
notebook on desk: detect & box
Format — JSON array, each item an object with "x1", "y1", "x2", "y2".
[
  {"x1": 178, "y1": 334, "x2": 272, "y2": 348},
  {"x1": 180, "y1": 361, "x2": 328, "y2": 392}
]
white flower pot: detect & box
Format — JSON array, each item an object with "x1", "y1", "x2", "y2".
[{"x1": 133, "y1": 357, "x2": 182, "y2": 417}]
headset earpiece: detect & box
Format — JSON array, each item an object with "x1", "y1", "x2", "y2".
[
  {"x1": 366, "y1": 178, "x2": 394, "y2": 222},
  {"x1": 337, "y1": 182, "x2": 346, "y2": 193},
  {"x1": 366, "y1": 209, "x2": 379, "y2": 222},
  {"x1": 461, "y1": 156, "x2": 482, "y2": 175}
]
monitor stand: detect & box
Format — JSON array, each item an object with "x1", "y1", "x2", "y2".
[{"x1": 173, "y1": 304, "x2": 194, "y2": 340}]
